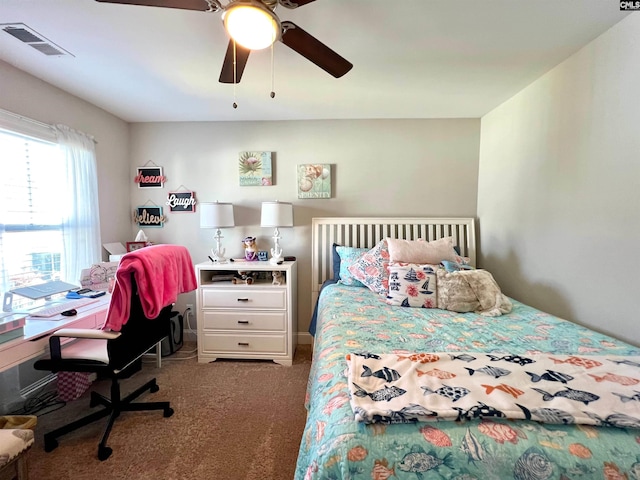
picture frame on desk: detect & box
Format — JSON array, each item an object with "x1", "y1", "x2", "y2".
[{"x1": 126, "y1": 241, "x2": 147, "y2": 252}]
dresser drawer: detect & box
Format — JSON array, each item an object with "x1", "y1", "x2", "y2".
[
  {"x1": 202, "y1": 311, "x2": 286, "y2": 331},
  {"x1": 201, "y1": 288, "x2": 286, "y2": 309},
  {"x1": 201, "y1": 333, "x2": 286, "y2": 354}
]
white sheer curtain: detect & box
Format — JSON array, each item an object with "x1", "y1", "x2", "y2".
[{"x1": 55, "y1": 124, "x2": 101, "y2": 283}]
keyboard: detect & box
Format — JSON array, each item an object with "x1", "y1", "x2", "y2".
[{"x1": 29, "y1": 297, "x2": 100, "y2": 318}]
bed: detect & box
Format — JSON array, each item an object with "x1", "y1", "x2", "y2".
[{"x1": 295, "y1": 217, "x2": 640, "y2": 480}]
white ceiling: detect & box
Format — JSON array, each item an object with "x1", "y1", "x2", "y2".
[{"x1": 0, "y1": 0, "x2": 629, "y2": 123}]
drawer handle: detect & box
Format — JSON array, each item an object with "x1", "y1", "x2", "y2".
[
  {"x1": 237, "y1": 298, "x2": 249, "y2": 302},
  {"x1": 237, "y1": 320, "x2": 250, "y2": 324},
  {"x1": 238, "y1": 342, "x2": 250, "y2": 346}
]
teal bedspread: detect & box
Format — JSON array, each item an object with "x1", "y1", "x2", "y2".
[{"x1": 295, "y1": 284, "x2": 640, "y2": 480}]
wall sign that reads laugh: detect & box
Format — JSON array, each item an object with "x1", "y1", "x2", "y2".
[
  {"x1": 135, "y1": 166, "x2": 166, "y2": 188},
  {"x1": 166, "y1": 191, "x2": 196, "y2": 212},
  {"x1": 134, "y1": 206, "x2": 166, "y2": 228}
]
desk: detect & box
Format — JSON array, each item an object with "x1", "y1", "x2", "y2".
[{"x1": 0, "y1": 296, "x2": 111, "y2": 373}]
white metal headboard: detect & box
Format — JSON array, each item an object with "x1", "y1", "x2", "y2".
[{"x1": 311, "y1": 217, "x2": 476, "y2": 300}]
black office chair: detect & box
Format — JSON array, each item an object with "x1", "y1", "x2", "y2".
[{"x1": 34, "y1": 276, "x2": 174, "y2": 461}]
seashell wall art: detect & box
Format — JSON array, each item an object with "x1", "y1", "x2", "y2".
[{"x1": 297, "y1": 164, "x2": 331, "y2": 199}]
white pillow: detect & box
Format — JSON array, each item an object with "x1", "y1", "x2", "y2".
[
  {"x1": 387, "y1": 237, "x2": 458, "y2": 264},
  {"x1": 386, "y1": 262, "x2": 437, "y2": 308}
]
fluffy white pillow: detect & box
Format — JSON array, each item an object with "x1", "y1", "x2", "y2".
[{"x1": 387, "y1": 237, "x2": 458, "y2": 264}]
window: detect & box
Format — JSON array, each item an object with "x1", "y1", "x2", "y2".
[
  {"x1": 0, "y1": 131, "x2": 64, "y2": 304},
  {"x1": 0, "y1": 110, "x2": 101, "y2": 309}
]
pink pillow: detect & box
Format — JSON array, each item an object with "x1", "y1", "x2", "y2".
[
  {"x1": 387, "y1": 237, "x2": 458, "y2": 264},
  {"x1": 347, "y1": 240, "x2": 390, "y2": 295}
]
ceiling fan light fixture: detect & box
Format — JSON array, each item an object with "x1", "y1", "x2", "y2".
[{"x1": 223, "y1": 1, "x2": 280, "y2": 50}]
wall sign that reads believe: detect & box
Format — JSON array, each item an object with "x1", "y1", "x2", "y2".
[
  {"x1": 166, "y1": 191, "x2": 196, "y2": 212},
  {"x1": 134, "y1": 206, "x2": 166, "y2": 228},
  {"x1": 135, "y1": 166, "x2": 166, "y2": 188}
]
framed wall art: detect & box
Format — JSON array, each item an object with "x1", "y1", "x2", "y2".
[
  {"x1": 133, "y1": 205, "x2": 166, "y2": 228},
  {"x1": 239, "y1": 151, "x2": 273, "y2": 186},
  {"x1": 297, "y1": 164, "x2": 331, "y2": 199},
  {"x1": 166, "y1": 190, "x2": 196, "y2": 213},
  {"x1": 126, "y1": 241, "x2": 147, "y2": 252},
  {"x1": 135, "y1": 165, "x2": 166, "y2": 188}
]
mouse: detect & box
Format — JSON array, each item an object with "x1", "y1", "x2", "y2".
[{"x1": 61, "y1": 309, "x2": 77, "y2": 316}]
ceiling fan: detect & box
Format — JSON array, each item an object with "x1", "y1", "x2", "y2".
[{"x1": 95, "y1": 0, "x2": 353, "y2": 84}]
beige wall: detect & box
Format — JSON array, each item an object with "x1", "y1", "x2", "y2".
[
  {"x1": 0, "y1": 57, "x2": 481, "y2": 341},
  {"x1": 129, "y1": 120, "x2": 481, "y2": 338},
  {"x1": 7, "y1": 12, "x2": 637, "y2": 348},
  {"x1": 0, "y1": 59, "x2": 131, "y2": 250},
  {"x1": 478, "y1": 15, "x2": 640, "y2": 346}
]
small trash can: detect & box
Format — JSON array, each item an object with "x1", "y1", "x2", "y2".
[{"x1": 57, "y1": 371, "x2": 92, "y2": 401}]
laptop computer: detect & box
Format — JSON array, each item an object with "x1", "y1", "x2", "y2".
[{"x1": 11, "y1": 280, "x2": 79, "y2": 300}]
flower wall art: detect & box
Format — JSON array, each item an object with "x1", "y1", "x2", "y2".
[{"x1": 238, "y1": 151, "x2": 273, "y2": 186}]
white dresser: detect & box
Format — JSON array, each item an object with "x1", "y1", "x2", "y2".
[{"x1": 195, "y1": 261, "x2": 297, "y2": 366}]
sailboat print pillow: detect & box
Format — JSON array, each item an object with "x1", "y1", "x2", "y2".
[{"x1": 386, "y1": 262, "x2": 437, "y2": 308}]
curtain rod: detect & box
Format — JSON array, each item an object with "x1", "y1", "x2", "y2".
[{"x1": 0, "y1": 108, "x2": 98, "y2": 144}]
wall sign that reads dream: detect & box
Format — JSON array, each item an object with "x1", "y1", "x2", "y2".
[
  {"x1": 134, "y1": 206, "x2": 166, "y2": 227},
  {"x1": 166, "y1": 191, "x2": 196, "y2": 213},
  {"x1": 135, "y1": 166, "x2": 166, "y2": 188}
]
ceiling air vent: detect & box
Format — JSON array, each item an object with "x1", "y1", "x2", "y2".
[{"x1": 1, "y1": 23, "x2": 73, "y2": 57}]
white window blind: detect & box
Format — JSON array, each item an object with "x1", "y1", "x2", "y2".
[{"x1": 0, "y1": 109, "x2": 101, "y2": 310}]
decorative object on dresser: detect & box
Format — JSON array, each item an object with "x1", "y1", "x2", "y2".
[
  {"x1": 271, "y1": 271, "x2": 284, "y2": 285},
  {"x1": 200, "y1": 201, "x2": 235, "y2": 264},
  {"x1": 242, "y1": 236, "x2": 259, "y2": 261},
  {"x1": 231, "y1": 271, "x2": 256, "y2": 285},
  {"x1": 260, "y1": 201, "x2": 293, "y2": 265},
  {"x1": 195, "y1": 260, "x2": 297, "y2": 366}
]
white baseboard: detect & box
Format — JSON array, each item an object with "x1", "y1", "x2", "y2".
[{"x1": 296, "y1": 331, "x2": 313, "y2": 345}]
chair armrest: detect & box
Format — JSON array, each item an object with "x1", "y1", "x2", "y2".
[
  {"x1": 51, "y1": 329, "x2": 121, "y2": 340},
  {"x1": 49, "y1": 329, "x2": 121, "y2": 360}
]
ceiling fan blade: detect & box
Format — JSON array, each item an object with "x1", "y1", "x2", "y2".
[
  {"x1": 278, "y1": 0, "x2": 317, "y2": 9},
  {"x1": 280, "y1": 21, "x2": 352, "y2": 78},
  {"x1": 95, "y1": 0, "x2": 214, "y2": 11},
  {"x1": 219, "y1": 40, "x2": 252, "y2": 84}
]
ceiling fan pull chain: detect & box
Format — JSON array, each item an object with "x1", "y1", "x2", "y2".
[
  {"x1": 233, "y1": 40, "x2": 238, "y2": 109},
  {"x1": 270, "y1": 43, "x2": 275, "y2": 99}
]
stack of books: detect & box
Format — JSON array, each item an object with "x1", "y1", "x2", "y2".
[{"x1": 0, "y1": 312, "x2": 26, "y2": 345}]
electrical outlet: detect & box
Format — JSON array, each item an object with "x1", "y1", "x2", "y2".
[{"x1": 186, "y1": 304, "x2": 194, "y2": 311}]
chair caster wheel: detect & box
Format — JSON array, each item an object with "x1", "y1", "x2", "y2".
[
  {"x1": 150, "y1": 383, "x2": 160, "y2": 393},
  {"x1": 44, "y1": 438, "x2": 58, "y2": 452},
  {"x1": 98, "y1": 446, "x2": 112, "y2": 461},
  {"x1": 164, "y1": 407, "x2": 174, "y2": 418}
]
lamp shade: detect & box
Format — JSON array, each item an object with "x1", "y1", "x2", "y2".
[
  {"x1": 260, "y1": 201, "x2": 293, "y2": 228},
  {"x1": 200, "y1": 202, "x2": 235, "y2": 228},
  {"x1": 223, "y1": 1, "x2": 280, "y2": 50}
]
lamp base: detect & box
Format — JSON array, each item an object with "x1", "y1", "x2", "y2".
[
  {"x1": 211, "y1": 248, "x2": 228, "y2": 264},
  {"x1": 269, "y1": 255, "x2": 283, "y2": 265}
]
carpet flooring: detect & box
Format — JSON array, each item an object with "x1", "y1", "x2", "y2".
[{"x1": 26, "y1": 343, "x2": 312, "y2": 480}]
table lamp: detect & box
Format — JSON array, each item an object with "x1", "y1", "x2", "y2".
[
  {"x1": 200, "y1": 202, "x2": 235, "y2": 263},
  {"x1": 260, "y1": 201, "x2": 293, "y2": 265}
]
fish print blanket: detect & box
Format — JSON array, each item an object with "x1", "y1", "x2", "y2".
[{"x1": 347, "y1": 352, "x2": 640, "y2": 427}]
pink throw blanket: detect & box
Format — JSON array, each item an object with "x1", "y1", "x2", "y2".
[{"x1": 104, "y1": 244, "x2": 197, "y2": 331}]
